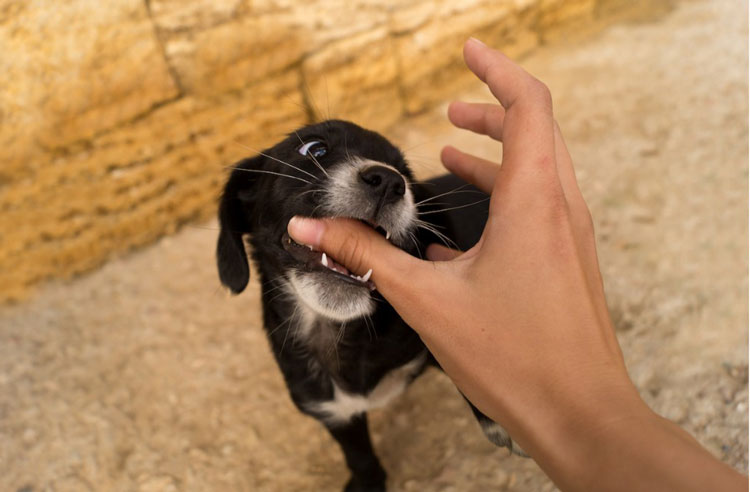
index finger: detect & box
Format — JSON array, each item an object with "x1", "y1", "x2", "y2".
[{"x1": 463, "y1": 39, "x2": 557, "y2": 188}]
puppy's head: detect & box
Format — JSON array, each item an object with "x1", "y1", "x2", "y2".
[{"x1": 217, "y1": 120, "x2": 417, "y2": 321}]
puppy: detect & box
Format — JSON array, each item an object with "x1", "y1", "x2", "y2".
[{"x1": 216, "y1": 120, "x2": 524, "y2": 491}]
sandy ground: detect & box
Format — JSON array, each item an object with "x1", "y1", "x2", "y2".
[{"x1": 1, "y1": 0, "x2": 747, "y2": 490}]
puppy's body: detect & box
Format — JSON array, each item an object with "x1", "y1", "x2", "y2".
[{"x1": 217, "y1": 120, "x2": 521, "y2": 491}]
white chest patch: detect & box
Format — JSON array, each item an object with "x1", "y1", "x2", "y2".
[{"x1": 307, "y1": 352, "x2": 427, "y2": 426}]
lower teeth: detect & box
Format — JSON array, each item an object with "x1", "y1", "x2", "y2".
[{"x1": 317, "y1": 250, "x2": 373, "y2": 285}]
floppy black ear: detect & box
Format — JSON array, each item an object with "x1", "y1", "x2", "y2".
[{"x1": 216, "y1": 156, "x2": 262, "y2": 294}]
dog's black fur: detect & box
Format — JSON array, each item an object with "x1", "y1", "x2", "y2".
[{"x1": 217, "y1": 120, "x2": 521, "y2": 491}]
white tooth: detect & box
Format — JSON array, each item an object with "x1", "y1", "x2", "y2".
[
  {"x1": 385, "y1": 231, "x2": 391, "y2": 241},
  {"x1": 361, "y1": 268, "x2": 372, "y2": 282},
  {"x1": 321, "y1": 252, "x2": 328, "y2": 267},
  {"x1": 307, "y1": 244, "x2": 314, "y2": 250}
]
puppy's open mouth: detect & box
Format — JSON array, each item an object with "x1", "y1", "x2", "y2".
[{"x1": 282, "y1": 230, "x2": 378, "y2": 291}]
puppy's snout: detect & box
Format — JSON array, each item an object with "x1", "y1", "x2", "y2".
[{"x1": 358, "y1": 165, "x2": 406, "y2": 205}]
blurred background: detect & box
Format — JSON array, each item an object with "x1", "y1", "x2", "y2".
[{"x1": 0, "y1": 0, "x2": 747, "y2": 490}]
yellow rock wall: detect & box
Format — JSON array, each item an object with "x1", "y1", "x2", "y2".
[{"x1": 0, "y1": 0, "x2": 638, "y2": 302}]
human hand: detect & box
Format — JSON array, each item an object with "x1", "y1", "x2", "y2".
[
  {"x1": 288, "y1": 39, "x2": 746, "y2": 491},
  {"x1": 288, "y1": 35, "x2": 634, "y2": 443}
]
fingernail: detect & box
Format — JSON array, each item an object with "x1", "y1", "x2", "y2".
[
  {"x1": 288, "y1": 216, "x2": 325, "y2": 246},
  {"x1": 468, "y1": 37, "x2": 486, "y2": 46}
]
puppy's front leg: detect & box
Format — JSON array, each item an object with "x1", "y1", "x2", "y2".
[
  {"x1": 325, "y1": 414, "x2": 386, "y2": 492},
  {"x1": 465, "y1": 398, "x2": 528, "y2": 457}
]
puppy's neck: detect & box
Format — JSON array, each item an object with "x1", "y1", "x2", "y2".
[
  {"x1": 293, "y1": 300, "x2": 359, "y2": 378},
  {"x1": 262, "y1": 274, "x2": 373, "y2": 381}
]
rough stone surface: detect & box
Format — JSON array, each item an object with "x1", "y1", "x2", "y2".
[
  {"x1": 160, "y1": 13, "x2": 305, "y2": 95},
  {"x1": 148, "y1": 0, "x2": 246, "y2": 34},
  {"x1": 0, "y1": 73, "x2": 304, "y2": 302},
  {"x1": 303, "y1": 27, "x2": 403, "y2": 133},
  {"x1": 0, "y1": 0, "x2": 178, "y2": 174},
  {"x1": 155, "y1": 0, "x2": 391, "y2": 95},
  {"x1": 0, "y1": 0, "x2": 650, "y2": 303},
  {"x1": 393, "y1": 0, "x2": 517, "y2": 115},
  {"x1": 0, "y1": 1, "x2": 746, "y2": 490},
  {"x1": 536, "y1": 0, "x2": 596, "y2": 40}
]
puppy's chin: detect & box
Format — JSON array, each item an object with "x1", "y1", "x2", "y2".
[{"x1": 288, "y1": 270, "x2": 375, "y2": 322}]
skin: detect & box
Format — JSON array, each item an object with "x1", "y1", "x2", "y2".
[{"x1": 287, "y1": 38, "x2": 747, "y2": 491}]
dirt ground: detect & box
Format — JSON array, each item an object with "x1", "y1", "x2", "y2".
[{"x1": 1, "y1": 0, "x2": 747, "y2": 490}]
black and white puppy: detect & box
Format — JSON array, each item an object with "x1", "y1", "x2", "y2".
[{"x1": 216, "y1": 120, "x2": 524, "y2": 491}]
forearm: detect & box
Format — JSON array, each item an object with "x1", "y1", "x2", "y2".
[
  {"x1": 290, "y1": 39, "x2": 748, "y2": 492},
  {"x1": 521, "y1": 388, "x2": 747, "y2": 492}
]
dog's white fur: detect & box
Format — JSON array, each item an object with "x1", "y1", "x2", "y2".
[
  {"x1": 289, "y1": 271, "x2": 376, "y2": 322},
  {"x1": 288, "y1": 157, "x2": 416, "y2": 322},
  {"x1": 307, "y1": 351, "x2": 428, "y2": 426},
  {"x1": 321, "y1": 158, "x2": 416, "y2": 247}
]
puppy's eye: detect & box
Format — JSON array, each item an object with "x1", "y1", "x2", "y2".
[{"x1": 297, "y1": 140, "x2": 328, "y2": 159}]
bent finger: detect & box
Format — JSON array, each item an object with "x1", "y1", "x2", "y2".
[
  {"x1": 448, "y1": 101, "x2": 506, "y2": 141},
  {"x1": 463, "y1": 39, "x2": 557, "y2": 188},
  {"x1": 441, "y1": 145, "x2": 500, "y2": 195}
]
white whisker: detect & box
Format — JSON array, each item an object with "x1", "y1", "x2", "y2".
[
  {"x1": 407, "y1": 230, "x2": 423, "y2": 260},
  {"x1": 414, "y1": 186, "x2": 485, "y2": 206},
  {"x1": 414, "y1": 219, "x2": 460, "y2": 250},
  {"x1": 343, "y1": 132, "x2": 353, "y2": 162},
  {"x1": 417, "y1": 198, "x2": 490, "y2": 216},
  {"x1": 280, "y1": 304, "x2": 301, "y2": 355},
  {"x1": 293, "y1": 130, "x2": 331, "y2": 178},
  {"x1": 268, "y1": 313, "x2": 293, "y2": 338},
  {"x1": 296, "y1": 188, "x2": 325, "y2": 199},
  {"x1": 230, "y1": 167, "x2": 312, "y2": 185},
  {"x1": 268, "y1": 289, "x2": 293, "y2": 304},
  {"x1": 363, "y1": 314, "x2": 377, "y2": 341},
  {"x1": 233, "y1": 141, "x2": 320, "y2": 181}
]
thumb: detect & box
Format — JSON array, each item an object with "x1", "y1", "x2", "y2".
[{"x1": 287, "y1": 216, "x2": 426, "y2": 298}]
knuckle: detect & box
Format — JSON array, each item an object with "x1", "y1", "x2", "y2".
[
  {"x1": 573, "y1": 205, "x2": 596, "y2": 237},
  {"x1": 553, "y1": 119, "x2": 563, "y2": 134},
  {"x1": 547, "y1": 214, "x2": 579, "y2": 259},
  {"x1": 578, "y1": 205, "x2": 595, "y2": 229},
  {"x1": 538, "y1": 184, "x2": 570, "y2": 226},
  {"x1": 531, "y1": 78, "x2": 551, "y2": 98},
  {"x1": 543, "y1": 200, "x2": 596, "y2": 262},
  {"x1": 526, "y1": 78, "x2": 553, "y2": 110},
  {"x1": 547, "y1": 194, "x2": 571, "y2": 225}
]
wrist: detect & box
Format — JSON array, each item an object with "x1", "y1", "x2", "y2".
[
  {"x1": 517, "y1": 378, "x2": 746, "y2": 492},
  {"x1": 500, "y1": 368, "x2": 651, "y2": 489}
]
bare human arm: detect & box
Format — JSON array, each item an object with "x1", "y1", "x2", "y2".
[{"x1": 287, "y1": 38, "x2": 747, "y2": 491}]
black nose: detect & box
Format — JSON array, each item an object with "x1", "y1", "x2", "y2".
[{"x1": 359, "y1": 165, "x2": 406, "y2": 204}]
